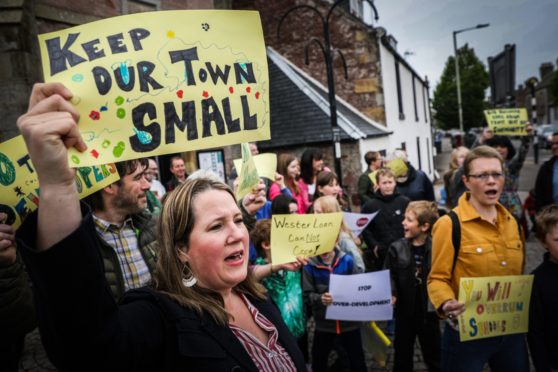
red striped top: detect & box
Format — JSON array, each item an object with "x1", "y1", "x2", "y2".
[{"x1": 229, "y1": 294, "x2": 297, "y2": 372}]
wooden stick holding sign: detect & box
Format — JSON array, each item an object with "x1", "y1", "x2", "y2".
[
  {"x1": 270, "y1": 213, "x2": 343, "y2": 265},
  {"x1": 38, "y1": 10, "x2": 270, "y2": 167}
]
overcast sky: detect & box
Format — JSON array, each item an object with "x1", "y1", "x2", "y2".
[{"x1": 371, "y1": 0, "x2": 558, "y2": 91}]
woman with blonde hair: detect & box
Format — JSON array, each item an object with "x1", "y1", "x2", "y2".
[
  {"x1": 443, "y1": 146, "x2": 469, "y2": 208},
  {"x1": 313, "y1": 196, "x2": 365, "y2": 273}
]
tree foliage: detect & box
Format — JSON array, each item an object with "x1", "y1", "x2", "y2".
[{"x1": 433, "y1": 44, "x2": 489, "y2": 130}]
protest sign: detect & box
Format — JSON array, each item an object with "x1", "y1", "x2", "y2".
[
  {"x1": 326, "y1": 270, "x2": 393, "y2": 321},
  {"x1": 235, "y1": 143, "x2": 260, "y2": 200},
  {"x1": 457, "y1": 275, "x2": 533, "y2": 341},
  {"x1": 484, "y1": 108, "x2": 528, "y2": 136},
  {"x1": 233, "y1": 153, "x2": 277, "y2": 181},
  {"x1": 38, "y1": 10, "x2": 270, "y2": 167},
  {"x1": 386, "y1": 158, "x2": 408, "y2": 178},
  {"x1": 0, "y1": 136, "x2": 119, "y2": 229},
  {"x1": 343, "y1": 211, "x2": 378, "y2": 236},
  {"x1": 367, "y1": 170, "x2": 378, "y2": 186},
  {"x1": 270, "y1": 213, "x2": 343, "y2": 265}
]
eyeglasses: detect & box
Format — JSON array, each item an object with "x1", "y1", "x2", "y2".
[
  {"x1": 467, "y1": 172, "x2": 504, "y2": 182},
  {"x1": 550, "y1": 141, "x2": 558, "y2": 146}
]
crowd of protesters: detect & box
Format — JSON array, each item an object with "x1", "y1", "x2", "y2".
[{"x1": 1, "y1": 82, "x2": 557, "y2": 372}]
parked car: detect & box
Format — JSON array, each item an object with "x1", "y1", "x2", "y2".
[{"x1": 539, "y1": 124, "x2": 558, "y2": 148}]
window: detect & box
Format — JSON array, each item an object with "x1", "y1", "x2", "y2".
[
  {"x1": 423, "y1": 85, "x2": 428, "y2": 123},
  {"x1": 412, "y1": 77, "x2": 418, "y2": 122},
  {"x1": 395, "y1": 62, "x2": 404, "y2": 120},
  {"x1": 426, "y1": 137, "x2": 431, "y2": 174},
  {"x1": 416, "y1": 137, "x2": 422, "y2": 170}
]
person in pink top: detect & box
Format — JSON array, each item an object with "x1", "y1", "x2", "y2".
[{"x1": 269, "y1": 153, "x2": 309, "y2": 214}]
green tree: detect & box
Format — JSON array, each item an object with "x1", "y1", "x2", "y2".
[{"x1": 433, "y1": 44, "x2": 489, "y2": 131}]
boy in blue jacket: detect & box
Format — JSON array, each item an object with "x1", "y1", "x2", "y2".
[{"x1": 302, "y1": 248, "x2": 366, "y2": 372}]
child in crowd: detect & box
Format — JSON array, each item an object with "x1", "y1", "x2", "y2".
[
  {"x1": 250, "y1": 220, "x2": 307, "y2": 351},
  {"x1": 313, "y1": 195, "x2": 364, "y2": 272},
  {"x1": 303, "y1": 246, "x2": 366, "y2": 372},
  {"x1": 361, "y1": 168, "x2": 410, "y2": 271},
  {"x1": 528, "y1": 205, "x2": 558, "y2": 372},
  {"x1": 384, "y1": 201, "x2": 440, "y2": 372}
]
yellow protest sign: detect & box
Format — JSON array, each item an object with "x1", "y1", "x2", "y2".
[
  {"x1": 236, "y1": 143, "x2": 260, "y2": 200},
  {"x1": 233, "y1": 153, "x2": 277, "y2": 181},
  {"x1": 457, "y1": 275, "x2": 533, "y2": 342},
  {"x1": 0, "y1": 136, "x2": 120, "y2": 229},
  {"x1": 367, "y1": 170, "x2": 378, "y2": 186},
  {"x1": 38, "y1": 10, "x2": 270, "y2": 167},
  {"x1": 270, "y1": 213, "x2": 343, "y2": 265},
  {"x1": 484, "y1": 108, "x2": 528, "y2": 136},
  {"x1": 386, "y1": 158, "x2": 408, "y2": 178}
]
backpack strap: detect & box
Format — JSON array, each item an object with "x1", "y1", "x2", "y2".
[{"x1": 448, "y1": 210, "x2": 461, "y2": 274}]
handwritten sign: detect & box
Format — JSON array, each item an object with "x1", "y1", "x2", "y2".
[
  {"x1": 387, "y1": 158, "x2": 408, "y2": 178},
  {"x1": 343, "y1": 211, "x2": 378, "y2": 236},
  {"x1": 326, "y1": 270, "x2": 393, "y2": 321},
  {"x1": 235, "y1": 143, "x2": 259, "y2": 200},
  {"x1": 484, "y1": 109, "x2": 528, "y2": 136},
  {"x1": 233, "y1": 153, "x2": 277, "y2": 180},
  {"x1": 0, "y1": 136, "x2": 119, "y2": 229},
  {"x1": 270, "y1": 213, "x2": 343, "y2": 265},
  {"x1": 457, "y1": 275, "x2": 533, "y2": 341},
  {"x1": 38, "y1": 10, "x2": 270, "y2": 167}
]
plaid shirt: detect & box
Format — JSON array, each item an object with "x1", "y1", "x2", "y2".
[{"x1": 93, "y1": 215, "x2": 152, "y2": 291}]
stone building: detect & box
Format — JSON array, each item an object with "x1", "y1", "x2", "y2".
[{"x1": 516, "y1": 61, "x2": 558, "y2": 125}]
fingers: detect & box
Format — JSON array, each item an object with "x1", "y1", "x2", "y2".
[
  {"x1": 28, "y1": 82, "x2": 73, "y2": 110},
  {"x1": 24, "y1": 91, "x2": 80, "y2": 123},
  {"x1": 19, "y1": 111, "x2": 87, "y2": 153}
]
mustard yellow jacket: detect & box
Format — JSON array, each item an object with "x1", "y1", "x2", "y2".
[{"x1": 427, "y1": 193, "x2": 525, "y2": 316}]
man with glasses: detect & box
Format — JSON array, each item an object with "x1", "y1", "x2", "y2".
[
  {"x1": 535, "y1": 132, "x2": 558, "y2": 212},
  {"x1": 428, "y1": 146, "x2": 528, "y2": 372}
]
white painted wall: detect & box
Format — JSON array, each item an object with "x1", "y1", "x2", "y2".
[{"x1": 379, "y1": 42, "x2": 435, "y2": 179}]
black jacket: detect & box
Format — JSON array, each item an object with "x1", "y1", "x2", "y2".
[
  {"x1": 396, "y1": 165, "x2": 435, "y2": 202},
  {"x1": 534, "y1": 156, "x2": 556, "y2": 212},
  {"x1": 17, "y1": 210, "x2": 305, "y2": 372},
  {"x1": 383, "y1": 237, "x2": 435, "y2": 318},
  {"x1": 361, "y1": 191, "x2": 410, "y2": 254}
]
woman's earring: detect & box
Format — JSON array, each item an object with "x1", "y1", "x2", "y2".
[{"x1": 182, "y1": 265, "x2": 197, "y2": 288}]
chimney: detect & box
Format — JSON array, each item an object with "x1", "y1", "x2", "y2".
[
  {"x1": 540, "y1": 62, "x2": 554, "y2": 79},
  {"x1": 387, "y1": 34, "x2": 398, "y2": 50}
]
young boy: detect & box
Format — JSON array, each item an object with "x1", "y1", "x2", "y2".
[
  {"x1": 528, "y1": 204, "x2": 558, "y2": 372},
  {"x1": 302, "y1": 247, "x2": 366, "y2": 372},
  {"x1": 361, "y1": 168, "x2": 410, "y2": 271},
  {"x1": 384, "y1": 201, "x2": 440, "y2": 372}
]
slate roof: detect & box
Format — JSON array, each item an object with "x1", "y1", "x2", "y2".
[{"x1": 257, "y1": 47, "x2": 390, "y2": 150}]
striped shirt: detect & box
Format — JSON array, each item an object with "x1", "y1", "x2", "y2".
[
  {"x1": 229, "y1": 294, "x2": 297, "y2": 372},
  {"x1": 93, "y1": 215, "x2": 152, "y2": 291}
]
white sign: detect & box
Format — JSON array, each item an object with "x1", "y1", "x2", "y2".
[
  {"x1": 343, "y1": 212, "x2": 378, "y2": 236},
  {"x1": 326, "y1": 270, "x2": 393, "y2": 321}
]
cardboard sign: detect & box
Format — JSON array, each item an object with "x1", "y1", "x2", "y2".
[
  {"x1": 457, "y1": 275, "x2": 533, "y2": 341},
  {"x1": 270, "y1": 213, "x2": 343, "y2": 265},
  {"x1": 38, "y1": 10, "x2": 270, "y2": 167},
  {"x1": 484, "y1": 109, "x2": 528, "y2": 136},
  {"x1": 386, "y1": 158, "x2": 408, "y2": 178},
  {"x1": 326, "y1": 270, "x2": 393, "y2": 321},
  {"x1": 233, "y1": 153, "x2": 277, "y2": 181},
  {"x1": 0, "y1": 136, "x2": 119, "y2": 229},
  {"x1": 343, "y1": 211, "x2": 378, "y2": 236},
  {"x1": 235, "y1": 143, "x2": 260, "y2": 200}
]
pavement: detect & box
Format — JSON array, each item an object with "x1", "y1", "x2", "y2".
[{"x1": 18, "y1": 137, "x2": 550, "y2": 371}]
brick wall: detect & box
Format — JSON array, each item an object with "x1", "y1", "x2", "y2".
[{"x1": 233, "y1": 0, "x2": 386, "y2": 124}]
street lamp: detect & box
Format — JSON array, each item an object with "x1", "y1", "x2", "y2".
[
  {"x1": 453, "y1": 23, "x2": 490, "y2": 133},
  {"x1": 278, "y1": 0, "x2": 379, "y2": 187}
]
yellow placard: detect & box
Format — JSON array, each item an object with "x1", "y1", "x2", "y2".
[
  {"x1": 235, "y1": 143, "x2": 260, "y2": 200},
  {"x1": 233, "y1": 153, "x2": 277, "y2": 181},
  {"x1": 386, "y1": 158, "x2": 408, "y2": 178},
  {"x1": 270, "y1": 213, "x2": 343, "y2": 265},
  {"x1": 457, "y1": 275, "x2": 533, "y2": 341},
  {"x1": 38, "y1": 10, "x2": 270, "y2": 167},
  {"x1": 367, "y1": 170, "x2": 378, "y2": 186},
  {"x1": 484, "y1": 108, "x2": 528, "y2": 136},
  {"x1": 0, "y1": 136, "x2": 120, "y2": 229}
]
